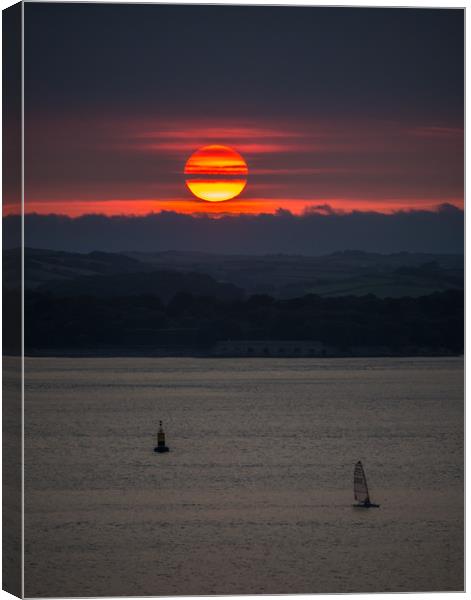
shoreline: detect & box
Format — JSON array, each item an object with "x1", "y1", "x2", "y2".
[{"x1": 11, "y1": 349, "x2": 463, "y2": 359}]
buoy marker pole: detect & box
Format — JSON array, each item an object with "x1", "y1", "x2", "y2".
[{"x1": 154, "y1": 420, "x2": 169, "y2": 453}]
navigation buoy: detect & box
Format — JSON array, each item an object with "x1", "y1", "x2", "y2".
[{"x1": 154, "y1": 420, "x2": 169, "y2": 453}]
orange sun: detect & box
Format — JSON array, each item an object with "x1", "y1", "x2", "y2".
[{"x1": 184, "y1": 145, "x2": 248, "y2": 202}]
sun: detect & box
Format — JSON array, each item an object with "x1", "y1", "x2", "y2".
[{"x1": 184, "y1": 145, "x2": 248, "y2": 202}]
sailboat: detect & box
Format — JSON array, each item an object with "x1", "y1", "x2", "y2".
[{"x1": 353, "y1": 460, "x2": 380, "y2": 508}]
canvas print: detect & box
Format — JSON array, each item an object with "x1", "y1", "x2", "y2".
[{"x1": 3, "y1": 2, "x2": 464, "y2": 597}]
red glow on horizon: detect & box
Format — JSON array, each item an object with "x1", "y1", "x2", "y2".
[{"x1": 8, "y1": 197, "x2": 463, "y2": 218}]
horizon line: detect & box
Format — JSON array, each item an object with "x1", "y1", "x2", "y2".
[{"x1": 3, "y1": 201, "x2": 463, "y2": 220}]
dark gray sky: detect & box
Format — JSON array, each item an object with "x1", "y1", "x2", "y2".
[
  {"x1": 16, "y1": 2, "x2": 464, "y2": 253},
  {"x1": 25, "y1": 4, "x2": 463, "y2": 119}
]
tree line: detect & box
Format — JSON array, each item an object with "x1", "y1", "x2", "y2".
[{"x1": 5, "y1": 288, "x2": 462, "y2": 355}]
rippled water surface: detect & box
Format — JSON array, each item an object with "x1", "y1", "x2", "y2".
[{"x1": 24, "y1": 357, "x2": 463, "y2": 596}]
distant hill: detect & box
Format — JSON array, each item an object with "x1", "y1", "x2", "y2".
[
  {"x1": 5, "y1": 247, "x2": 151, "y2": 290},
  {"x1": 6, "y1": 247, "x2": 463, "y2": 299},
  {"x1": 124, "y1": 249, "x2": 463, "y2": 299},
  {"x1": 37, "y1": 270, "x2": 244, "y2": 303},
  {"x1": 4, "y1": 248, "x2": 462, "y2": 357}
]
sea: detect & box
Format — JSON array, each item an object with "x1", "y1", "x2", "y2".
[{"x1": 22, "y1": 356, "x2": 463, "y2": 597}]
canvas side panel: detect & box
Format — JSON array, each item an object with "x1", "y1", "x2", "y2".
[{"x1": 3, "y1": 2, "x2": 23, "y2": 598}]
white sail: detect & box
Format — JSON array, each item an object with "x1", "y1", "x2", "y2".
[{"x1": 354, "y1": 461, "x2": 369, "y2": 503}]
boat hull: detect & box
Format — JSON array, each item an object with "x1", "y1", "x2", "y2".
[
  {"x1": 352, "y1": 503, "x2": 380, "y2": 508},
  {"x1": 154, "y1": 446, "x2": 169, "y2": 453}
]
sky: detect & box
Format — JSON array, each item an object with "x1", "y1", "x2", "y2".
[{"x1": 14, "y1": 3, "x2": 464, "y2": 219}]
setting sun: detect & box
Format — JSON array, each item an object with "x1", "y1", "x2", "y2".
[{"x1": 184, "y1": 144, "x2": 248, "y2": 202}]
